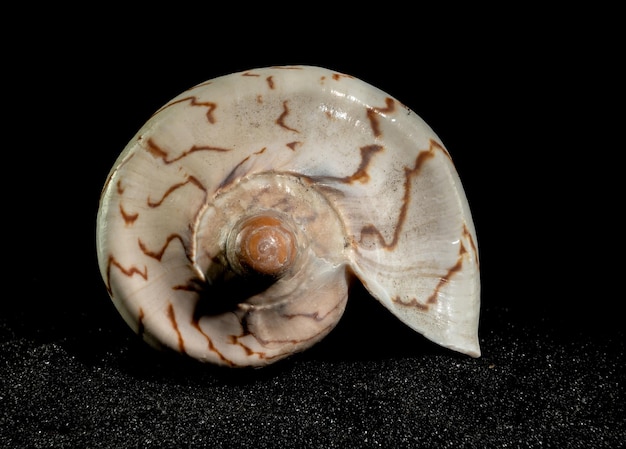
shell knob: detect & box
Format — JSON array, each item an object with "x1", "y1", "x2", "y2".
[
  {"x1": 96, "y1": 65, "x2": 481, "y2": 367},
  {"x1": 227, "y1": 214, "x2": 297, "y2": 278}
]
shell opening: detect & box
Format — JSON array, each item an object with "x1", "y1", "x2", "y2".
[{"x1": 226, "y1": 213, "x2": 298, "y2": 278}]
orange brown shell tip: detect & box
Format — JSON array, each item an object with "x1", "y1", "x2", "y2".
[
  {"x1": 96, "y1": 65, "x2": 481, "y2": 368},
  {"x1": 226, "y1": 214, "x2": 297, "y2": 278}
]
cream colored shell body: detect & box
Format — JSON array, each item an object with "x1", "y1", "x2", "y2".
[{"x1": 96, "y1": 65, "x2": 480, "y2": 367}]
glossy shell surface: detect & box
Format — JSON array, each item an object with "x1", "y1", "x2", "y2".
[{"x1": 96, "y1": 65, "x2": 480, "y2": 367}]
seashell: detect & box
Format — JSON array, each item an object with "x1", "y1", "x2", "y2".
[{"x1": 96, "y1": 65, "x2": 480, "y2": 368}]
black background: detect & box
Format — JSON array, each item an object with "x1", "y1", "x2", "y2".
[{"x1": 3, "y1": 6, "x2": 623, "y2": 448}]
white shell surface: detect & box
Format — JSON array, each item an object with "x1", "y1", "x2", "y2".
[{"x1": 96, "y1": 65, "x2": 480, "y2": 367}]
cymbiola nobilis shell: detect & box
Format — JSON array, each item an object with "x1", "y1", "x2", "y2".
[{"x1": 96, "y1": 65, "x2": 480, "y2": 367}]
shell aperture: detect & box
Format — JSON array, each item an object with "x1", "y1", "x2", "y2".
[{"x1": 96, "y1": 65, "x2": 480, "y2": 367}]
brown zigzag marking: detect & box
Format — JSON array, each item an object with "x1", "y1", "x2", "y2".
[
  {"x1": 119, "y1": 204, "x2": 138, "y2": 226},
  {"x1": 366, "y1": 97, "x2": 396, "y2": 138},
  {"x1": 233, "y1": 318, "x2": 340, "y2": 350},
  {"x1": 392, "y1": 238, "x2": 470, "y2": 310},
  {"x1": 276, "y1": 101, "x2": 299, "y2": 133},
  {"x1": 147, "y1": 175, "x2": 207, "y2": 208},
  {"x1": 290, "y1": 145, "x2": 383, "y2": 188},
  {"x1": 117, "y1": 180, "x2": 139, "y2": 227},
  {"x1": 154, "y1": 96, "x2": 218, "y2": 124},
  {"x1": 266, "y1": 76, "x2": 275, "y2": 89},
  {"x1": 226, "y1": 329, "x2": 288, "y2": 362},
  {"x1": 242, "y1": 72, "x2": 261, "y2": 77},
  {"x1": 463, "y1": 224, "x2": 479, "y2": 267},
  {"x1": 392, "y1": 296, "x2": 429, "y2": 311},
  {"x1": 282, "y1": 291, "x2": 347, "y2": 322},
  {"x1": 145, "y1": 138, "x2": 230, "y2": 164},
  {"x1": 138, "y1": 233, "x2": 193, "y2": 264},
  {"x1": 229, "y1": 296, "x2": 346, "y2": 356},
  {"x1": 167, "y1": 303, "x2": 186, "y2": 354},
  {"x1": 142, "y1": 176, "x2": 207, "y2": 264},
  {"x1": 320, "y1": 145, "x2": 384, "y2": 184},
  {"x1": 347, "y1": 145, "x2": 384, "y2": 183},
  {"x1": 218, "y1": 147, "x2": 267, "y2": 190},
  {"x1": 105, "y1": 255, "x2": 148, "y2": 295},
  {"x1": 137, "y1": 307, "x2": 145, "y2": 337},
  {"x1": 425, "y1": 241, "x2": 468, "y2": 305},
  {"x1": 359, "y1": 139, "x2": 444, "y2": 250},
  {"x1": 332, "y1": 73, "x2": 353, "y2": 81},
  {"x1": 286, "y1": 141, "x2": 302, "y2": 151},
  {"x1": 192, "y1": 319, "x2": 240, "y2": 367},
  {"x1": 172, "y1": 277, "x2": 204, "y2": 292},
  {"x1": 227, "y1": 338, "x2": 264, "y2": 359},
  {"x1": 223, "y1": 312, "x2": 270, "y2": 360}
]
